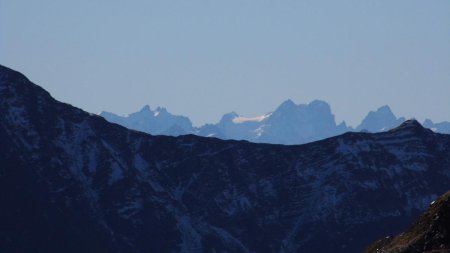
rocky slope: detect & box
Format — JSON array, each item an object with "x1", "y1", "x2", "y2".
[
  {"x1": 1, "y1": 64, "x2": 450, "y2": 253},
  {"x1": 364, "y1": 190, "x2": 450, "y2": 253}
]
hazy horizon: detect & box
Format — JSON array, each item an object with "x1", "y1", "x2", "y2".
[
  {"x1": 100, "y1": 99, "x2": 416, "y2": 129},
  {"x1": 1, "y1": 1, "x2": 449, "y2": 126}
]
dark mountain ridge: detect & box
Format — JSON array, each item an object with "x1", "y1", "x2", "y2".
[
  {"x1": 1, "y1": 64, "x2": 450, "y2": 253},
  {"x1": 365, "y1": 190, "x2": 450, "y2": 253}
]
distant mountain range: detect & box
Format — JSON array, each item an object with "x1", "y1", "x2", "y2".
[
  {"x1": 100, "y1": 105, "x2": 194, "y2": 135},
  {"x1": 100, "y1": 100, "x2": 450, "y2": 145},
  {"x1": 2, "y1": 64, "x2": 450, "y2": 252}
]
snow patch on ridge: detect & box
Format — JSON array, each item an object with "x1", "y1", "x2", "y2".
[{"x1": 232, "y1": 113, "x2": 271, "y2": 124}]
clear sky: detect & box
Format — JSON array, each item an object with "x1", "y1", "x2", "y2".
[{"x1": 1, "y1": 0, "x2": 449, "y2": 127}]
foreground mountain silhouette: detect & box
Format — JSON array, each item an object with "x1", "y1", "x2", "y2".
[
  {"x1": 101, "y1": 101, "x2": 450, "y2": 145},
  {"x1": 2, "y1": 64, "x2": 450, "y2": 253},
  {"x1": 364, "y1": 190, "x2": 450, "y2": 253}
]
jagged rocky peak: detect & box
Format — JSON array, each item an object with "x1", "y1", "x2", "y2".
[
  {"x1": 100, "y1": 103, "x2": 194, "y2": 136},
  {"x1": 303, "y1": 100, "x2": 335, "y2": 123},
  {"x1": 96, "y1": 89, "x2": 450, "y2": 145},
  {"x1": 275, "y1": 99, "x2": 297, "y2": 112},
  {"x1": 364, "y1": 190, "x2": 450, "y2": 253},
  {"x1": 308, "y1": 99, "x2": 332, "y2": 113},
  {"x1": 271, "y1": 99, "x2": 333, "y2": 120},
  {"x1": 140, "y1": 104, "x2": 151, "y2": 112},
  {"x1": 357, "y1": 105, "x2": 405, "y2": 132},
  {"x1": 197, "y1": 99, "x2": 343, "y2": 144},
  {"x1": 219, "y1": 111, "x2": 239, "y2": 122},
  {"x1": 155, "y1": 106, "x2": 167, "y2": 112},
  {"x1": 369, "y1": 105, "x2": 396, "y2": 121},
  {"x1": 377, "y1": 105, "x2": 394, "y2": 114},
  {"x1": 154, "y1": 106, "x2": 171, "y2": 117}
]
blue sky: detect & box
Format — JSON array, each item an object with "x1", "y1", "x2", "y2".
[{"x1": 1, "y1": 0, "x2": 449, "y2": 126}]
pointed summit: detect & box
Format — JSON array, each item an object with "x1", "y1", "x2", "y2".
[
  {"x1": 376, "y1": 105, "x2": 393, "y2": 114},
  {"x1": 368, "y1": 105, "x2": 396, "y2": 121},
  {"x1": 140, "y1": 105, "x2": 151, "y2": 112},
  {"x1": 388, "y1": 119, "x2": 429, "y2": 134},
  {"x1": 308, "y1": 100, "x2": 332, "y2": 115},
  {"x1": 309, "y1": 99, "x2": 330, "y2": 108},
  {"x1": 155, "y1": 106, "x2": 167, "y2": 112},
  {"x1": 399, "y1": 119, "x2": 422, "y2": 128},
  {"x1": 279, "y1": 99, "x2": 296, "y2": 107},
  {"x1": 356, "y1": 105, "x2": 405, "y2": 132},
  {"x1": 219, "y1": 111, "x2": 239, "y2": 123},
  {"x1": 274, "y1": 99, "x2": 297, "y2": 113},
  {"x1": 154, "y1": 106, "x2": 169, "y2": 116}
]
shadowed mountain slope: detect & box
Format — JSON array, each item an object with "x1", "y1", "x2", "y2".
[
  {"x1": 364, "y1": 190, "x2": 450, "y2": 253},
  {"x1": 1, "y1": 64, "x2": 450, "y2": 253}
]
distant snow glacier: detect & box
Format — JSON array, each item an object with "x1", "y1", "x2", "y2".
[{"x1": 99, "y1": 100, "x2": 450, "y2": 145}]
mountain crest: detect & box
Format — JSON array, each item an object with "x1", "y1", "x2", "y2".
[
  {"x1": 140, "y1": 105, "x2": 151, "y2": 112},
  {"x1": 389, "y1": 119, "x2": 427, "y2": 134},
  {"x1": 356, "y1": 105, "x2": 405, "y2": 132},
  {"x1": 275, "y1": 99, "x2": 297, "y2": 112},
  {"x1": 376, "y1": 105, "x2": 393, "y2": 114},
  {"x1": 309, "y1": 99, "x2": 331, "y2": 110},
  {"x1": 220, "y1": 111, "x2": 239, "y2": 122}
]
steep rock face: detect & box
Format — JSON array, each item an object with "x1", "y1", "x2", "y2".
[
  {"x1": 364, "y1": 190, "x2": 450, "y2": 253},
  {"x1": 1, "y1": 65, "x2": 450, "y2": 253}
]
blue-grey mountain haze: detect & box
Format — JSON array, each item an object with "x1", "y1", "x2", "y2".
[
  {"x1": 100, "y1": 101, "x2": 450, "y2": 145},
  {"x1": 1, "y1": 1, "x2": 449, "y2": 126}
]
